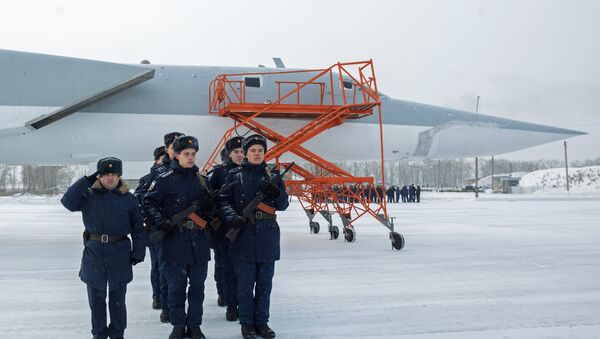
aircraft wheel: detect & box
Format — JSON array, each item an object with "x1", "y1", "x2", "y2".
[
  {"x1": 390, "y1": 232, "x2": 405, "y2": 250},
  {"x1": 344, "y1": 227, "x2": 356, "y2": 243},
  {"x1": 329, "y1": 226, "x2": 340, "y2": 240}
]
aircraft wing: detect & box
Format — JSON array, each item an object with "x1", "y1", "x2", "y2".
[{"x1": 0, "y1": 49, "x2": 154, "y2": 136}]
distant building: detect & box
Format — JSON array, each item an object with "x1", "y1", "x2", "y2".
[{"x1": 463, "y1": 172, "x2": 527, "y2": 193}]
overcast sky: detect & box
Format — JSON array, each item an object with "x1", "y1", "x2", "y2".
[{"x1": 1, "y1": 0, "x2": 599, "y2": 161}]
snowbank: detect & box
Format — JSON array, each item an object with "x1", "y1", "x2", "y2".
[{"x1": 518, "y1": 166, "x2": 600, "y2": 194}]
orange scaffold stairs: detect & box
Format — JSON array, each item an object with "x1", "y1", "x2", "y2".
[{"x1": 202, "y1": 60, "x2": 405, "y2": 250}]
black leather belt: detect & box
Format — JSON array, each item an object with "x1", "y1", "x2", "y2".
[
  {"x1": 255, "y1": 211, "x2": 276, "y2": 221},
  {"x1": 88, "y1": 233, "x2": 128, "y2": 243}
]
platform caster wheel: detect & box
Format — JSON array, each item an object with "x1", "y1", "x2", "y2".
[
  {"x1": 344, "y1": 227, "x2": 356, "y2": 243},
  {"x1": 390, "y1": 232, "x2": 405, "y2": 250},
  {"x1": 309, "y1": 221, "x2": 320, "y2": 234},
  {"x1": 329, "y1": 226, "x2": 340, "y2": 240}
]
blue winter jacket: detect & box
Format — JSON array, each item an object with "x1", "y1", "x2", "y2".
[
  {"x1": 61, "y1": 177, "x2": 146, "y2": 291},
  {"x1": 142, "y1": 160, "x2": 212, "y2": 265},
  {"x1": 218, "y1": 160, "x2": 289, "y2": 263}
]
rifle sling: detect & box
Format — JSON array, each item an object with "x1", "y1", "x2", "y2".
[{"x1": 257, "y1": 202, "x2": 276, "y2": 215}]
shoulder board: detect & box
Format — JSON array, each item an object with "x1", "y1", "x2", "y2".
[
  {"x1": 155, "y1": 165, "x2": 169, "y2": 173},
  {"x1": 227, "y1": 167, "x2": 242, "y2": 175},
  {"x1": 158, "y1": 169, "x2": 173, "y2": 178}
]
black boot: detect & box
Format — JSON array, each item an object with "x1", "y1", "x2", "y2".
[
  {"x1": 160, "y1": 309, "x2": 170, "y2": 323},
  {"x1": 241, "y1": 324, "x2": 257, "y2": 339},
  {"x1": 168, "y1": 326, "x2": 185, "y2": 339},
  {"x1": 226, "y1": 304, "x2": 238, "y2": 321},
  {"x1": 188, "y1": 326, "x2": 206, "y2": 339},
  {"x1": 217, "y1": 295, "x2": 225, "y2": 307},
  {"x1": 152, "y1": 299, "x2": 161, "y2": 310},
  {"x1": 256, "y1": 323, "x2": 276, "y2": 338}
]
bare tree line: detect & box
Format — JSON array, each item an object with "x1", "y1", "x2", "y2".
[
  {"x1": 1, "y1": 156, "x2": 599, "y2": 194},
  {"x1": 0, "y1": 165, "x2": 87, "y2": 195}
]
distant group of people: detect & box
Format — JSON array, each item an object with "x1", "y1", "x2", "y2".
[{"x1": 386, "y1": 184, "x2": 421, "y2": 203}]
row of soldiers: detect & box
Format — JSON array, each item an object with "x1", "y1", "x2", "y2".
[
  {"x1": 61, "y1": 132, "x2": 289, "y2": 339},
  {"x1": 386, "y1": 184, "x2": 422, "y2": 203}
]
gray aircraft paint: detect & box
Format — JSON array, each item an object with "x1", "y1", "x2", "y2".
[{"x1": 0, "y1": 49, "x2": 585, "y2": 166}]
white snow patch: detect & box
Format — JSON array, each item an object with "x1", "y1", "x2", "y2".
[
  {"x1": 518, "y1": 166, "x2": 600, "y2": 194},
  {"x1": 0, "y1": 193, "x2": 599, "y2": 338}
]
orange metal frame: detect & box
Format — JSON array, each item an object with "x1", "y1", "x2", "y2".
[{"x1": 203, "y1": 60, "x2": 392, "y2": 231}]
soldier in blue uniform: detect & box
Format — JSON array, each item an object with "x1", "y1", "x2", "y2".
[
  {"x1": 218, "y1": 134, "x2": 289, "y2": 339},
  {"x1": 137, "y1": 132, "x2": 184, "y2": 323},
  {"x1": 143, "y1": 135, "x2": 213, "y2": 339},
  {"x1": 134, "y1": 145, "x2": 166, "y2": 310},
  {"x1": 212, "y1": 148, "x2": 229, "y2": 308},
  {"x1": 61, "y1": 157, "x2": 146, "y2": 339},
  {"x1": 210, "y1": 136, "x2": 244, "y2": 322}
]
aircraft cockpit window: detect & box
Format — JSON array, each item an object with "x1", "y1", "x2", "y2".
[
  {"x1": 245, "y1": 77, "x2": 261, "y2": 88},
  {"x1": 343, "y1": 80, "x2": 353, "y2": 90}
]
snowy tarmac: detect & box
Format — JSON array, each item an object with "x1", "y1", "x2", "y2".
[{"x1": 1, "y1": 192, "x2": 599, "y2": 338}]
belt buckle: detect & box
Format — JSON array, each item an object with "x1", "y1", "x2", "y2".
[
  {"x1": 255, "y1": 211, "x2": 263, "y2": 220},
  {"x1": 101, "y1": 234, "x2": 109, "y2": 243},
  {"x1": 184, "y1": 220, "x2": 194, "y2": 229}
]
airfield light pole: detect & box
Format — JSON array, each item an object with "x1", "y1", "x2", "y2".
[
  {"x1": 564, "y1": 141, "x2": 570, "y2": 192},
  {"x1": 475, "y1": 96, "x2": 480, "y2": 198}
]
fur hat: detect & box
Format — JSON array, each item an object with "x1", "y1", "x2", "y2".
[
  {"x1": 164, "y1": 132, "x2": 185, "y2": 146},
  {"x1": 219, "y1": 148, "x2": 228, "y2": 163},
  {"x1": 225, "y1": 136, "x2": 244, "y2": 154},
  {"x1": 97, "y1": 157, "x2": 123, "y2": 176},
  {"x1": 243, "y1": 134, "x2": 267, "y2": 153},
  {"x1": 173, "y1": 135, "x2": 199, "y2": 153},
  {"x1": 153, "y1": 146, "x2": 166, "y2": 161}
]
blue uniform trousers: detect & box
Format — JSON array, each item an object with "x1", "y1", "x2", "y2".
[
  {"x1": 148, "y1": 241, "x2": 161, "y2": 301},
  {"x1": 213, "y1": 244, "x2": 224, "y2": 298},
  {"x1": 217, "y1": 239, "x2": 237, "y2": 306},
  {"x1": 87, "y1": 284, "x2": 127, "y2": 339},
  {"x1": 234, "y1": 260, "x2": 275, "y2": 326},
  {"x1": 166, "y1": 260, "x2": 208, "y2": 327},
  {"x1": 156, "y1": 244, "x2": 169, "y2": 314}
]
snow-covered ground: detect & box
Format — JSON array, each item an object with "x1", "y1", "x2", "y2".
[
  {"x1": 1, "y1": 193, "x2": 599, "y2": 338},
  {"x1": 519, "y1": 166, "x2": 600, "y2": 194}
]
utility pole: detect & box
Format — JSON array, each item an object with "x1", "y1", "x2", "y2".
[
  {"x1": 475, "y1": 96, "x2": 480, "y2": 198},
  {"x1": 491, "y1": 155, "x2": 494, "y2": 193},
  {"x1": 564, "y1": 141, "x2": 570, "y2": 192},
  {"x1": 438, "y1": 159, "x2": 441, "y2": 191}
]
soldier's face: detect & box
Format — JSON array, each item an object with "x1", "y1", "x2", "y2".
[
  {"x1": 166, "y1": 144, "x2": 175, "y2": 160},
  {"x1": 176, "y1": 149, "x2": 197, "y2": 168},
  {"x1": 246, "y1": 145, "x2": 265, "y2": 165},
  {"x1": 230, "y1": 148, "x2": 244, "y2": 165},
  {"x1": 99, "y1": 173, "x2": 120, "y2": 190}
]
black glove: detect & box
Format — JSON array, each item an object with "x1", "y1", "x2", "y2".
[
  {"x1": 131, "y1": 257, "x2": 143, "y2": 266},
  {"x1": 85, "y1": 171, "x2": 99, "y2": 185},
  {"x1": 260, "y1": 182, "x2": 280, "y2": 199},
  {"x1": 198, "y1": 194, "x2": 214, "y2": 211},
  {"x1": 230, "y1": 215, "x2": 246, "y2": 229}
]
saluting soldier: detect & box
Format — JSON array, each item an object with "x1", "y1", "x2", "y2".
[
  {"x1": 143, "y1": 135, "x2": 214, "y2": 339},
  {"x1": 61, "y1": 157, "x2": 146, "y2": 339},
  {"x1": 209, "y1": 136, "x2": 244, "y2": 322},
  {"x1": 218, "y1": 134, "x2": 289, "y2": 339},
  {"x1": 134, "y1": 145, "x2": 166, "y2": 311}
]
